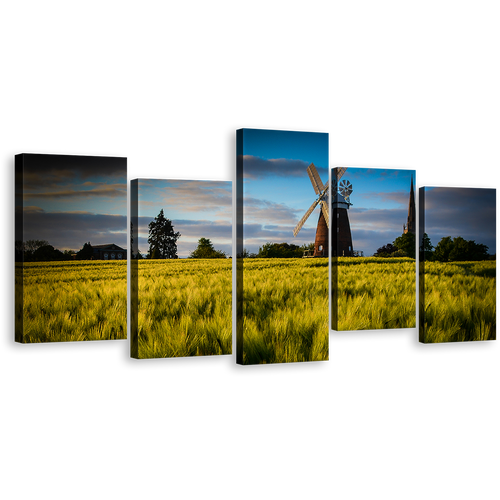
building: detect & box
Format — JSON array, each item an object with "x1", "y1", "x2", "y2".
[
  {"x1": 403, "y1": 177, "x2": 416, "y2": 235},
  {"x1": 91, "y1": 244, "x2": 127, "y2": 260}
]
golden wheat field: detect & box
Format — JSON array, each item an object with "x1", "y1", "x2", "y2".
[{"x1": 19, "y1": 257, "x2": 492, "y2": 352}]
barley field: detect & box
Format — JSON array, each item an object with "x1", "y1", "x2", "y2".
[
  {"x1": 16, "y1": 261, "x2": 127, "y2": 343},
  {"x1": 334, "y1": 257, "x2": 416, "y2": 331},
  {"x1": 131, "y1": 259, "x2": 232, "y2": 359},
  {"x1": 420, "y1": 261, "x2": 496, "y2": 343},
  {"x1": 238, "y1": 258, "x2": 329, "y2": 365},
  {"x1": 18, "y1": 257, "x2": 492, "y2": 351}
]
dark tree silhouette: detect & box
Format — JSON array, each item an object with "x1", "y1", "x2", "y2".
[
  {"x1": 147, "y1": 209, "x2": 180, "y2": 259},
  {"x1": 77, "y1": 242, "x2": 93, "y2": 260}
]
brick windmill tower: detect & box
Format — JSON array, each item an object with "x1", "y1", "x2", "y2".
[
  {"x1": 332, "y1": 167, "x2": 354, "y2": 257},
  {"x1": 293, "y1": 163, "x2": 353, "y2": 257}
]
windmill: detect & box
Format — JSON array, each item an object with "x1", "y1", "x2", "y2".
[{"x1": 293, "y1": 163, "x2": 353, "y2": 257}]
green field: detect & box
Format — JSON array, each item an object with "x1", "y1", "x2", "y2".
[
  {"x1": 16, "y1": 261, "x2": 127, "y2": 343},
  {"x1": 334, "y1": 257, "x2": 416, "y2": 331},
  {"x1": 420, "y1": 261, "x2": 496, "y2": 343},
  {"x1": 16, "y1": 257, "x2": 495, "y2": 351},
  {"x1": 131, "y1": 259, "x2": 232, "y2": 359}
]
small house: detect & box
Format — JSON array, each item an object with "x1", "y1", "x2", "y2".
[{"x1": 91, "y1": 244, "x2": 127, "y2": 260}]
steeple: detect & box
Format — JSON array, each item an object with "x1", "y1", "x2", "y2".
[{"x1": 404, "y1": 176, "x2": 416, "y2": 234}]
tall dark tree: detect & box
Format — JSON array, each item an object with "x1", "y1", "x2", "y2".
[
  {"x1": 148, "y1": 209, "x2": 180, "y2": 259},
  {"x1": 420, "y1": 232, "x2": 434, "y2": 260}
]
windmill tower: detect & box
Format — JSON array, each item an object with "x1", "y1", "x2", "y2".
[{"x1": 293, "y1": 163, "x2": 353, "y2": 257}]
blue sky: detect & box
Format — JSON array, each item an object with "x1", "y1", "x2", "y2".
[
  {"x1": 239, "y1": 153, "x2": 495, "y2": 257},
  {"x1": 23, "y1": 153, "x2": 489, "y2": 260},
  {"x1": 239, "y1": 130, "x2": 415, "y2": 256},
  {"x1": 135, "y1": 179, "x2": 232, "y2": 258}
]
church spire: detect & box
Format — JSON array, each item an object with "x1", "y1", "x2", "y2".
[{"x1": 404, "y1": 176, "x2": 416, "y2": 234}]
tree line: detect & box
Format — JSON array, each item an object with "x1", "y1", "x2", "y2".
[
  {"x1": 15, "y1": 240, "x2": 95, "y2": 262},
  {"x1": 134, "y1": 212, "x2": 311, "y2": 260},
  {"x1": 373, "y1": 231, "x2": 492, "y2": 261}
]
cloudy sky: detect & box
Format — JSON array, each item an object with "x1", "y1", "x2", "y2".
[
  {"x1": 422, "y1": 187, "x2": 496, "y2": 255},
  {"x1": 239, "y1": 131, "x2": 415, "y2": 257},
  {"x1": 17, "y1": 154, "x2": 127, "y2": 251},
  {"x1": 134, "y1": 179, "x2": 232, "y2": 258},
  {"x1": 22, "y1": 154, "x2": 492, "y2": 260}
]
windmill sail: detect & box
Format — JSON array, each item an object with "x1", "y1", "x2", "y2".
[
  {"x1": 335, "y1": 167, "x2": 347, "y2": 180},
  {"x1": 320, "y1": 199, "x2": 329, "y2": 227},
  {"x1": 307, "y1": 163, "x2": 325, "y2": 195},
  {"x1": 293, "y1": 198, "x2": 320, "y2": 236}
]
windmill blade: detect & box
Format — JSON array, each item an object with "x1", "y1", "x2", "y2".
[
  {"x1": 335, "y1": 167, "x2": 347, "y2": 182},
  {"x1": 320, "y1": 199, "x2": 330, "y2": 228},
  {"x1": 293, "y1": 198, "x2": 320, "y2": 236},
  {"x1": 307, "y1": 163, "x2": 325, "y2": 195}
]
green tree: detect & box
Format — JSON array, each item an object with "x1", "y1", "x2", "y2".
[
  {"x1": 257, "y1": 242, "x2": 303, "y2": 258},
  {"x1": 420, "y1": 233, "x2": 434, "y2": 260},
  {"x1": 373, "y1": 243, "x2": 398, "y2": 257},
  {"x1": 393, "y1": 232, "x2": 416, "y2": 259},
  {"x1": 433, "y1": 236, "x2": 454, "y2": 262},
  {"x1": 189, "y1": 238, "x2": 227, "y2": 259},
  {"x1": 454, "y1": 238, "x2": 488, "y2": 261},
  {"x1": 148, "y1": 209, "x2": 181, "y2": 259}
]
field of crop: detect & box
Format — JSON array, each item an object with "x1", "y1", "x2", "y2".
[
  {"x1": 16, "y1": 261, "x2": 127, "y2": 343},
  {"x1": 131, "y1": 259, "x2": 232, "y2": 359},
  {"x1": 334, "y1": 257, "x2": 416, "y2": 331},
  {"x1": 17, "y1": 257, "x2": 493, "y2": 350},
  {"x1": 239, "y1": 258, "x2": 329, "y2": 365},
  {"x1": 420, "y1": 261, "x2": 496, "y2": 343}
]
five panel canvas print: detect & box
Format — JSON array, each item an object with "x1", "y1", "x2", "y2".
[{"x1": 13, "y1": 150, "x2": 497, "y2": 353}]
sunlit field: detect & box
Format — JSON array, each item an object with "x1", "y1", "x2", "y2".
[
  {"x1": 420, "y1": 261, "x2": 496, "y2": 343},
  {"x1": 334, "y1": 257, "x2": 416, "y2": 331},
  {"x1": 16, "y1": 261, "x2": 127, "y2": 343},
  {"x1": 17, "y1": 255, "x2": 493, "y2": 351},
  {"x1": 239, "y1": 258, "x2": 329, "y2": 365},
  {"x1": 131, "y1": 259, "x2": 232, "y2": 359}
]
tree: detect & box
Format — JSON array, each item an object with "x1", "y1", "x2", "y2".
[
  {"x1": 63, "y1": 250, "x2": 75, "y2": 260},
  {"x1": 22, "y1": 239, "x2": 49, "y2": 261},
  {"x1": 393, "y1": 232, "x2": 416, "y2": 259},
  {"x1": 433, "y1": 236, "x2": 489, "y2": 262},
  {"x1": 33, "y1": 244, "x2": 65, "y2": 262},
  {"x1": 151, "y1": 247, "x2": 162, "y2": 259},
  {"x1": 77, "y1": 242, "x2": 93, "y2": 260},
  {"x1": 257, "y1": 242, "x2": 303, "y2": 258},
  {"x1": 420, "y1": 233, "x2": 434, "y2": 260},
  {"x1": 433, "y1": 236, "x2": 453, "y2": 262},
  {"x1": 373, "y1": 243, "x2": 397, "y2": 257},
  {"x1": 189, "y1": 238, "x2": 227, "y2": 259},
  {"x1": 148, "y1": 209, "x2": 180, "y2": 259}
]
